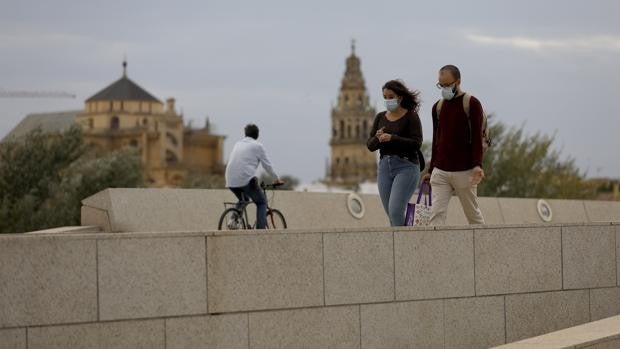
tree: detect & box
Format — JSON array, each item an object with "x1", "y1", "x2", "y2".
[
  {"x1": 0, "y1": 127, "x2": 144, "y2": 233},
  {"x1": 478, "y1": 115, "x2": 596, "y2": 199},
  {"x1": 424, "y1": 115, "x2": 596, "y2": 199}
]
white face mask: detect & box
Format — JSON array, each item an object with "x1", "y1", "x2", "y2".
[
  {"x1": 384, "y1": 98, "x2": 400, "y2": 112},
  {"x1": 441, "y1": 87, "x2": 456, "y2": 100}
]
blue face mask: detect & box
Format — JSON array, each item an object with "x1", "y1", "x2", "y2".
[
  {"x1": 384, "y1": 98, "x2": 399, "y2": 112},
  {"x1": 441, "y1": 87, "x2": 456, "y2": 100}
]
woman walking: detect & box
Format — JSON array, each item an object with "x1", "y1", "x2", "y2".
[{"x1": 367, "y1": 80, "x2": 423, "y2": 226}]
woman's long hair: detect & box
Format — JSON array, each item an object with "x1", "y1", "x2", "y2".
[{"x1": 382, "y1": 80, "x2": 421, "y2": 113}]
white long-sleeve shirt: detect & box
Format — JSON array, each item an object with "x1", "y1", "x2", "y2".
[{"x1": 225, "y1": 137, "x2": 279, "y2": 188}]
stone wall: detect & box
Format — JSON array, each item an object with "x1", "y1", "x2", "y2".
[
  {"x1": 80, "y1": 188, "x2": 620, "y2": 233},
  {"x1": 1, "y1": 222, "x2": 619, "y2": 348},
  {"x1": 491, "y1": 315, "x2": 620, "y2": 349}
]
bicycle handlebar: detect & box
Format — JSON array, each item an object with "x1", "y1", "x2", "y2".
[{"x1": 260, "y1": 181, "x2": 285, "y2": 190}]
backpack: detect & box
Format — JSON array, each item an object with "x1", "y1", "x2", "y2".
[{"x1": 436, "y1": 93, "x2": 492, "y2": 153}]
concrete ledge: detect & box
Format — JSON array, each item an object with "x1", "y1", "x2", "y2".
[
  {"x1": 491, "y1": 315, "x2": 620, "y2": 349},
  {"x1": 0, "y1": 328, "x2": 25, "y2": 349},
  {"x1": 323, "y1": 231, "x2": 394, "y2": 305},
  {"x1": 81, "y1": 206, "x2": 111, "y2": 233},
  {"x1": 444, "y1": 296, "x2": 506, "y2": 349},
  {"x1": 25, "y1": 226, "x2": 101, "y2": 235},
  {"x1": 505, "y1": 290, "x2": 590, "y2": 342},
  {"x1": 584, "y1": 201, "x2": 620, "y2": 222},
  {"x1": 80, "y1": 188, "x2": 620, "y2": 233},
  {"x1": 165, "y1": 314, "x2": 248, "y2": 349},
  {"x1": 562, "y1": 225, "x2": 616, "y2": 289},
  {"x1": 81, "y1": 188, "x2": 390, "y2": 232},
  {"x1": 548, "y1": 199, "x2": 589, "y2": 223},
  {"x1": 590, "y1": 287, "x2": 620, "y2": 321},
  {"x1": 248, "y1": 306, "x2": 360, "y2": 349},
  {"x1": 98, "y1": 237, "x2": 207, "y2": 321},
  {"x1": 0, "y1": 238, "x2": 97, "y2": 328},
  {"x1": 360, "y1": 300, "x2": 443, "y2": 349},
  {"x1": 395, "y1": 229, "x2": 475, "y2": 300},
  {"x1": 617, "y1": 226, "x2": 619, "y2": 287},
  {"x1": 475, "y1": 226, "x2": 562, "y2": 295},
  {"x1": 27, "y1": 319, "x2": 164, "y2": 349},
  {"x1": 2, "y1": 222, "x2": 620, "y2": 348},
  {"x1": 207, "y1": 233, "x2": 323, "y2": 313},
  {"x1": 583, "y1": 338, "x2": 620, "y2": 349},
  {"x1": 498, "y1": 198, "x2": 544, "y2": 224}
]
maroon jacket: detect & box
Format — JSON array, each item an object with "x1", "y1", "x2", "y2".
[{"x1": 430, "y1": 94, "x2": 484, "y2": 173}]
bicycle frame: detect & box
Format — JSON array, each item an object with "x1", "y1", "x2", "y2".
[{"x1": 227, "y1": 183, "x2": 281, "y2": 229}]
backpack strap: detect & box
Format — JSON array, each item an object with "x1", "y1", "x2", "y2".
[
  {"x1": 437, "y1": 94, "x2": 469, "y2": 118},
  {"x1": 462, "y1": 93, "x2": 471, "y2": 117},
  {"x1": 461, "y1": 93, "x2": 473, "y2": 144},
  {"x1": 436, "y1": 99, "x2": 444, "y2": 119}
]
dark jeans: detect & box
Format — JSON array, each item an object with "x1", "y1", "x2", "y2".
[{"x1": 229, "y1": 177, "x2": 268, "y2": 229}]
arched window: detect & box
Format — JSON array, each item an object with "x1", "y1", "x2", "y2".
[
  {"x1": 166, "y1": 150, "x2": 178, "y2": 164},
  {"x1": 347, "y1": 125, "x2": 351, "y2": 139},
  {"x1": 355, "y1": 124, "x2": 360, "y2": 139},
  {"x1": 345, "y1": 157, "x2": 349, "y2": 164},
  {"x1": 110, "y1": 116, "x2": 120, "y2": 130},
  {"x1": 166, "y1": 132, "x2": 178, "y2": 146}
]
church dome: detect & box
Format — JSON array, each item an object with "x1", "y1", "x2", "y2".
[{"x1": 85, "y1": 61, "x2": 161, "y2": 103}]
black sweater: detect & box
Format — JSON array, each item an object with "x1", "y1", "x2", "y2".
[{"x1": 367, "y1": 110, "x2": 423, "y2": 163}]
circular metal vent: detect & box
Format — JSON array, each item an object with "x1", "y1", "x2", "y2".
[
  {"x1": 537, "y1": 199, "x2": 553, "y2": 222},
  {"x1": 346, "y1": 193, "x2": 366, "y2": 220}
]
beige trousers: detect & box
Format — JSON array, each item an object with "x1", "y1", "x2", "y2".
[{"x1": 429, "y1": 168, "x2": 485, "y2": 225}]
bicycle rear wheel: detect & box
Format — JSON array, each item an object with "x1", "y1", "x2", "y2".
[
  {"x1": 218, "y1": 208, "x2": 247, "y2": 230},
  {"x1": 266, "y1": 209, "x2": 287, "y2": 229}
]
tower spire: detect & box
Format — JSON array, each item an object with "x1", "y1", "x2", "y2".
[{"x1": 351, "y1": 38, "x2": 356, "y2": 55}]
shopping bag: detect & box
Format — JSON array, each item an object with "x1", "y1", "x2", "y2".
[{"x1": 405, "y1": 181, "x2": 432, "y2": 226}]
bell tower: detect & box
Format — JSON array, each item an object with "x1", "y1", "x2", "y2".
[{"x1": 326, "y1": 41, "x2": 377, "y2": 188}]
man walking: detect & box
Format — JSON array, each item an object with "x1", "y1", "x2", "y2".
[{"x1": 424, "y1": 65, "x2": 486, "y2": 225}]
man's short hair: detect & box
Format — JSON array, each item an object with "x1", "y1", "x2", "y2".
[
  {"x1": 440, "y1": 65, "x2": 461, "y2": 80},
  {"x1": 244, "y1": 124, "x2": 259, "y2": 139}
]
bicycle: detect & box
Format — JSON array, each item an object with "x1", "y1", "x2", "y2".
[{"x1": 217, "y1": 182, "x2": 287, "y2": 230}]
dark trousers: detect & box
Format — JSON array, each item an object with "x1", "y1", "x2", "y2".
[{"x1": 229, "y1": 177, "x2": 268, "y2": 229}]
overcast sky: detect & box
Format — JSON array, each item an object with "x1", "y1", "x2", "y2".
[{"x1": 1, "y1": 0, "x2": 619, "y2": 183}]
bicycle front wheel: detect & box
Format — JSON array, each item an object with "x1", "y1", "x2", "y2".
[
  {"x1": 266, "y1": 209, "x2": 287, "y2": 229},
  {"x1": 218, "y1": 208, "x2": 247, "y2": 230}
]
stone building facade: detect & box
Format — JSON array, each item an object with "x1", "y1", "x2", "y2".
[{"x1": 5, "y1": 62, "x2": 225, "y2": 187}]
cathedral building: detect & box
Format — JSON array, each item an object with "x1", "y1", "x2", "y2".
[
  {"x1": 5, "y1": 61, "x2": 225, "y2": 187},
  {"x1": 326, "y1": 42, "x2": 378, "y2": 189}
]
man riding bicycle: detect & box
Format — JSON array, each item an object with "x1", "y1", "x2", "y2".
[{"x1": 225, "y1": 124, "x2": 283, "y2": 229}]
